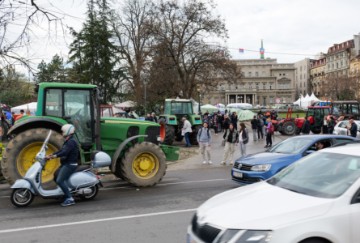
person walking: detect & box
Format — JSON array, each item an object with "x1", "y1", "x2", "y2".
[
  {"x1": 250, "y1": 115, "x2": 258, "y2": 141},
  {"x1": 220, "y1": 123, "x2": 238, "y2": 166},
  {"x1": 257, "y1": 114, "x2": 264, "y2": 139},
  {"x1": 301, "y1": 117, "x2": 311, "y2": 135},
  {"x1": 239, "y1": 122, "x2": 249, "y2": 157},
  {"x1": 265, "y1": 118, "x2": 273, "y2": 148},
  {"x1": 151, "y1": 112, "x2": 158, "y2": 123},
  {"x1": 349, "y1": 118, "x2": 358, "y2": 138},
  {"x1": 222, "y1": 114, "x2": 231, "y2": 135},
  {"x1": 197, "y1": 122, "x2": 212, "y2": 165},
  {"x1": 327, "y1": 116, "x2": 335, "y2": 134},
  {"x1": 230, "y1": 111, "x2": 238, "y2": 130},
  {"x1": 181, "y1": 117, "x2": 192, "y2": 147}
]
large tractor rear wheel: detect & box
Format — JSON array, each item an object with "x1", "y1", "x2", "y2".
[
  {"x1": 189, "y1": 125, "x2": 201, "y2": 145},
  {"x1": 162, "y1": 125, "x2": 175, "y2": 145},
  {"x1": 120, "y1": 142, "x2": 167, "y2": 187},
  {"x1": 1, "y1": 128, "x2": 63, "y2": 185},
  {"x1": 282, "y1": 121, "x2": 296, "y2": 135}
]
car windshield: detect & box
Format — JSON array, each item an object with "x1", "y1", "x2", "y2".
[
  {"x1": 267, "y1": 152, "x2": 360, "y2": 198},
  {"x1": 268, "y1": 137, "x2": 313, "y2": 154}
]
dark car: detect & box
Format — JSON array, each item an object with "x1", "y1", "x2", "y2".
[{"x1": 231, "y1": 135, "x2": 358, "y2": 184}]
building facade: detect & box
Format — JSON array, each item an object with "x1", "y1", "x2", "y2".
[
  {"x1": 204, "y1": 59, "x2": 296, "y2": 106},
  {"x1": 294, "y1": 58, "x2": 311, "y2": 96},
  {"x1": 309, "y1": 57, "x2": 326, "y2": 98}
]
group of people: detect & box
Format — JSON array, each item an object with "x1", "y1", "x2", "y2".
[{"x1": 195, "y1": 111, "x2": 276, "y2": 166}]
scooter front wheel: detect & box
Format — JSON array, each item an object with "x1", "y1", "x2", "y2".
[{"x1": 11, "y1": 188, "x2": 34, "y2": 207}]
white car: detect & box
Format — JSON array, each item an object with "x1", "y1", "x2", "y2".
[
  {"x1": 333, "y1": 120, "x2": 360, "y2": 138},
  {"x1": 187, "y1": 144, "x2": 360, "y2": 243}
]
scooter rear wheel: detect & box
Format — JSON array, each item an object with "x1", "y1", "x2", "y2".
[
  {"x1": 79, "y1": 185, "x2": 98, "y2": 200},
  {"x1": 11, "y1": 188, "x2": 34, "y2": 207}
]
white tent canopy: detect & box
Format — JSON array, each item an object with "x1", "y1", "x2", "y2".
[
  {"x1": 293, "y1": 93, "x2": 322, "y2": 108},
  {"x1": 11, "y1": 102, "x2": 37, "y2": 115}
]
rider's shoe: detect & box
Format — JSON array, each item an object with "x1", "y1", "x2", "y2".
[{"x1": 61, "y1": 198, "x2": 75, "y2": 207}]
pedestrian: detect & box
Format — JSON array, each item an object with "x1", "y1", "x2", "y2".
[
  {"x1": 181, "y1": 117, "x2": 192, "y2": 147},
  {"x1": 239, "y1": 122, "x2": 249, "y2": 157},
  {"x1": 197, "y1": 122, "x2": 212, "y2": 165},
  {"x1": 217, "y1": 112, "x2": 224, "y2": 133},
  {"x1": 220, "y1": 123, "x2": 238, "y2": 165},
  {"x1": 45, "y1": 124, "x2": 79, "y2": 207},
  {"x1": 348, "y1": 118, "x2": 358, "y2": 138},
  {"x1": 222, "y1": 114, "x2": 231, "y2": 135},
  {"x1": 250, "y1": 115, "x2": 258, "y2": 141},
  {"x1": 257, "y1": 114, "x2": 264, "y2": 139},
  {"x1": 322, "y1": 116, "x2": 328, "y2": 134},
  {"x1": 145, "y1": 113, "x2": 153, "y2": 121},
  {"x1": 301, "y1": 117, "x2": 311, "y2": 135},
  {"x1": 265, "y1": 117, "x2": 273, "y2": 148},
  {"x1": 151, "y1": 112, "x2": 158, "y2": 123},
  {"x1": 230, "y1": 111, "x2": 238, "y2": 130},
  {"x1": 327, "y1": 116, "x2": 335, "y2": 134}
]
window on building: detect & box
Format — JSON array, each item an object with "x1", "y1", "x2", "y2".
[
  {"x1": 255, "y1": 71, "x2": 259, "y2": 77},
  {"x1": 248, "y1": 72, "x2": 252, "y2": 77}
]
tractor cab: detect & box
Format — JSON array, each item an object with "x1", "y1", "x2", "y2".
[{"x1": 36, "y1": 84, "x2": 99, "y2": 152}]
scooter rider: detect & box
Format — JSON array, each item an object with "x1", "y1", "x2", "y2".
[{"x1": 46, "y1": 124, "x2": 79, "y2": 207}]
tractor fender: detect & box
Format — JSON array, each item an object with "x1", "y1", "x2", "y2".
[
  {"x1": 111, "y1": 135, "x2": 148, "y2": 173},
  {"x1": 8, "y1": 117, "x2": 65, "y2": 136},
  {"x1": 11, "y1": 179, "x2": 35, "y2": 194}
]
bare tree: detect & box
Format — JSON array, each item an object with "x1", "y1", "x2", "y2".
[
  {"x1": 153, "y1": 0, "x2": 230, "y2": 99},
  {"x1": 324, "y1": 75, "x2": 357, "y2": 100},
  {"x1": 0, "y1": 0, "x2": 63, "y2": 70},
  {"x1": 111, "y1": 0, "x2": 157, "y2": 104}
]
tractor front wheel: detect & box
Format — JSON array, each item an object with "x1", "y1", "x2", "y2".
[
  {"x1": 120, "y1": 142, "x2": 167, "y2": 187},
  {"x1": 1, "y1": 128, "x2": 63, "y2": 185}
]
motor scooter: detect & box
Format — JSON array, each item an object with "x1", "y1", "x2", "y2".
[{"x1": 10, "y1": 130, "x2": 111, "y2": 207}]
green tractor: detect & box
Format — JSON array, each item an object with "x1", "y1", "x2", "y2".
[
  {"x1": 0, "y1": 82, "x2": 179, "y2": 187},
  {"x1": 159, "y1": 99, "x2": 202, "y2": 145}
]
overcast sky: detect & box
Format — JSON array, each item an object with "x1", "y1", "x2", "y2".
[{"x1": 13, "y1": 0, "x2": 360, "y2": 70}]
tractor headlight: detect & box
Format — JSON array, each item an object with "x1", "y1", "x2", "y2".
[
  {"x1": 251, "y1": 164, "x2": 271, "y2": 172},
  {"x1": 216, "y1": 230, "x2": 272, "y2": 243}
]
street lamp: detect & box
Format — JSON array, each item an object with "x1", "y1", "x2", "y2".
[
  {"x1": 197, "y1": 87, "x2": 201, "y2": 114},
  {"x1": 141, "y1": 71, "x2": 149, "y2": 115}
]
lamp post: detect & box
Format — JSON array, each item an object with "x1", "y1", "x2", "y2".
[
  {"x1": 141, "y1": 71, "x2": 149, "y2": 115},
  {"x1": 197, "y1": 87, "x2": 201, "y2": 114},
  {"x1": 299, "y1": 93, "x2": 301, "y2": 109}
]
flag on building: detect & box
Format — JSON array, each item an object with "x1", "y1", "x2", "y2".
[{"x1": 239, "y1": 48, "x2": 244, "y2": 53}]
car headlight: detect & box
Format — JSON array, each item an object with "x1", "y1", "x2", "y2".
[
  {"x1": 217, "y1": 230, "x2": 272, "y2": 243},
  {"x1": 251, "y1": 164, "x2": 271, "y2": 172}
]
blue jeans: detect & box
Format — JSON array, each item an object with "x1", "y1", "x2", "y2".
[
  {"x1": 56, "y1": 164, "x2": 77, "y2": 199},
  {"x1": 184, "y1": 132, "x2": 191, "y2": 146}
]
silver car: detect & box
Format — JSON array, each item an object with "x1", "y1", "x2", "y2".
[{"x1": 333, "y1": 120, "x2": 360, "y2": 138}]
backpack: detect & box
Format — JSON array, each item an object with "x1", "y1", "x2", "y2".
[{"x1": 268, "y1": 123, "x2": 274, "y2": 134}]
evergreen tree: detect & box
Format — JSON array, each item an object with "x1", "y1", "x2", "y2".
[{"x1": 68, "y1": 0, "x2": 119, "y2": 103}]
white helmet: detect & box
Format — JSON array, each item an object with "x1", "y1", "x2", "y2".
[{"x1": 61, "y1": 124, "x2": 75, "y2": 137}]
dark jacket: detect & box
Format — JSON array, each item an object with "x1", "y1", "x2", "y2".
[
  {"x1": 350, "y1": 122, "x2": 358, "y2": 137},
  {"x1": 301, "y1": 119, "x2": 311, "y2": 134},
  {"x1": 223, "y1": 128, "x2": 239, "y2": 143},
  {"x1": 53, "y1": 136, "x2": 79, "y2": 165},
  {"x1": 251, "y1": 118, "x2": 258, "y2": 129}
]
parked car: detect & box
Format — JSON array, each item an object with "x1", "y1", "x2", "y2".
[
  {"x1": 188, "y1": 143, "x2": 360, "y2": 243},
  {"x1": 333, "y1": 119, "x2": 360, "y2": 138},
  {"x1": 231, "y1": 134, "x2": 358, "y2": 184}
]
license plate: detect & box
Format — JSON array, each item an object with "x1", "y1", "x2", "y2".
[{"x1": 233, "y1": 172, "x2": 243, "y2": 178}]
